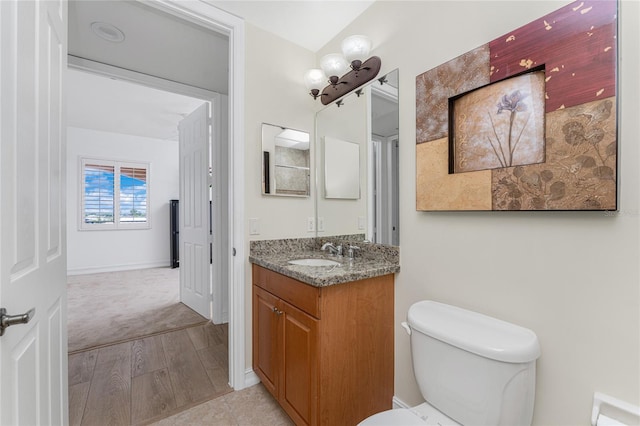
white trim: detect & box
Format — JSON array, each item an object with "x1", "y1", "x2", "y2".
[
  {"x1": 228, "y1": 15, "x2": 247, "y2": 391},
  {"x1": 155, "y1": 0, "x2": 247, "y2": 391},
  {"x1": 67, "y1": 260, "x2": 171, "y2": 276},
  {"x1": 244, "y1": 368, "x2": 261, "y2": 388},
  {"x1": 371, "y1": 79, "x2": 398, "y2": 103},
  {"x1": 146, "y1": 0, "x2": 237, "y2": 36},
  {"x1": 392, "y1": 396, "x2": 411, "y2": 410},
  {"x1": 366, "y1": 86, "x2": 375, "y2": 241},
  {"x1": 67, "y1": 56, "x2": 219, "y2": 101}
]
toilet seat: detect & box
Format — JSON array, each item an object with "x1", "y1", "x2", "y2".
[{"x1": 358, "y1": 403, "x2": 460, "y2": 426}]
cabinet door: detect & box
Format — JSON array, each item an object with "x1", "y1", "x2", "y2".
[
  {"x1": 253, "y1": 286, "x2": 281, "y2": 397},
  {"x1": 280, "y1": 301, "x2": 318, "y2": 426}
]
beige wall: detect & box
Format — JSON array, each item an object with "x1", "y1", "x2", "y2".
[
  {"x1": 316, "y1": 1, "x2": 640, "y2": 424},
  {"x1": 66, "y1": 127, "x2": 180, "y2": 274},
  {"x1": 244, "y1": 23, "x2": 317, "y2": 241},
  {"x1": 242, "y1": 2, "x2": 640, "y2": 422},
  {"x1": 243, "y1": 23, "x2": 317, "y2": 367}
]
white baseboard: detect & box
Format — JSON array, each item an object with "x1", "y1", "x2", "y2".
[
  {"x1": 67, "y1": 261, "x2": 171, "y2": 276},
  {"x1": 243, "y1": 368, "x2": 261, "y2": 388},
  {"x1": 240, "y1": 369, "x2": 409, "y2": 419},
  {"x1": 240, "y1": 368, "x2": 407, "y2": 409},
  {"x1": 392, "y1": 396, "x2": 411, "y2": 409}
]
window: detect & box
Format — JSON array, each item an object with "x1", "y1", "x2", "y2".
[{"x1": 81, "y1": 158, "x2": 150, "y2": 230}]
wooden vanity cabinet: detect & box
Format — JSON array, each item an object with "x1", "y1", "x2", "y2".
[{"x1": 252, "y1": 264, "x2": 394, "y2": 426}]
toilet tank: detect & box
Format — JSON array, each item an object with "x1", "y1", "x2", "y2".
[{"x1": 408, "y1": 301, "x2": 541, "y2": 426}]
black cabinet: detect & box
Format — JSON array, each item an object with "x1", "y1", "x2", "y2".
[{"x1": 170, "y1": 200, "x2": 179, "y2": 268}]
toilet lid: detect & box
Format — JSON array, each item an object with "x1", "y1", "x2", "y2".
[{"x1": 358, "y1": 409, "x2": 427, "y2": 426}]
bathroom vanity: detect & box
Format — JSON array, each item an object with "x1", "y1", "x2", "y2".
[{"x1": 250, "y1": 238, "x2": 399, "y2": 426}]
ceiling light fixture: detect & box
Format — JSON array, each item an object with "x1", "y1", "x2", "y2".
[
  {"x1": 304, "y1": 35, "x2": 381, "y2": 105},
  {"x1": 91, "y1": 22, "x2": 126, "y2": 43}
]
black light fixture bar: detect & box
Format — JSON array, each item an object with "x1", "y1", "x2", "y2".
[{"x1": 319, "y1": 56, "x2": 382, "y2": 105}]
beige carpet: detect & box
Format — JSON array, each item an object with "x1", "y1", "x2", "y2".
[{"x1": 67, "y1": 267, "x2": 208, "y2": 353}]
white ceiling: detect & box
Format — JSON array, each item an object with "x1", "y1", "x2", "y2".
[
  {"x1": 67, "y1": 68, "x2": 206, "y2": 141},
  {"x1": 209, "y1": 1, "x2": 375, "y2": 52},
  {"x1": 69, "y1": 0, "x2": 229, "y2": 94},
  {"x1": 67, "y1": 0, "x2": 376, "y2": 141}
]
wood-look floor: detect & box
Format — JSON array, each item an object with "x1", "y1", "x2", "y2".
[{"x1": 69, "y1": 323, "x2": 231, "y2": 426}]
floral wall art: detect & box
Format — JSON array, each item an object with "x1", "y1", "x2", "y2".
[
  {"x1": 450, "y1": 69, "x2": 546, "y2": 174},
  {"x1": 416, "y1": 0, "x2": 618, "y2": 211}
]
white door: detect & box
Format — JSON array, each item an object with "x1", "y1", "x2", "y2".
[
  {"x1": 179, "y1": 103, "x2": 211, "y2": 319},
  {"x1": 210, "y1": 94, "x2": 229, "y2": 325},
  {"x1": 0, "y1": 1, "x2": 68, "y2": 425}
]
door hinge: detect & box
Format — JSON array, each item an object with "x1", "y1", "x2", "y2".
[{"x1": 232, "y1": 247, "x2": 236, "y2": 256}]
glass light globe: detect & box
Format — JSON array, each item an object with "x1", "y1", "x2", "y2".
[
  {"x1": 320, "y1": 53, "x2": 349, "y2": 79},
  {"x1": 303, "y1": 68, "x2": 326, "y2": 91},
  {"x1": 341, "y1": 35, "x2": 372, "y2": 64}
]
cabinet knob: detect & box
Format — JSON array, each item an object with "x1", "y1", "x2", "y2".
[{"x1": 272, "y1": 306, "x2": 283, "y2": 315}]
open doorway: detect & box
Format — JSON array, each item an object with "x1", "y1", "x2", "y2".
[
  {"x1": 65, "y1": 64, "x2": 235, "y2": 425},
  {"x1": 69, "y1": 2, "x2": 244, "y2": 420},
  {"x1": 66, "y1": 0, "x2": 235, "y2": 338},
  {"x1": 65, "y1": 67, "x2": 213, "y2": 348}
]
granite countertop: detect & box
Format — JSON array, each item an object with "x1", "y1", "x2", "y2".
[{"x1": 249, "y1": 237, "x2": 400, "y2": 287}]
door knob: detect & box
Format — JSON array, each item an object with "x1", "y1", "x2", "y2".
[{"x1": 0, "y1": 307, "x2": 35, "y2": 336}]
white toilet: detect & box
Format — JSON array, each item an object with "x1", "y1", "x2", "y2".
[{"x1": 360, "y1": 300, "x2": 541, "y2": 426}]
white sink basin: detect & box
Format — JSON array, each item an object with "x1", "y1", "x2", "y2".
[{"x1": 288, "y1": 258, "x2": 340, "y2": 267}]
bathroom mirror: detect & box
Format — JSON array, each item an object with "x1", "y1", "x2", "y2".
[
  {"x1": 315, "y1": 69, "x2": 399, "y2": 244},
  {"x1": 261, "y1": 123, "x2": 310, "y2": 197},
  {"x1": 324, "y1": 136, "x2": 360, "y2": 199}
]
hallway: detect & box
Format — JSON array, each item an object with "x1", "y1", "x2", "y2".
[{"x1": 69, "y1": 323, "x2": 231, "y2": 425}]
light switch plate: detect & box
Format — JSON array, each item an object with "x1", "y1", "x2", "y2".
[
  {"x1": 317, "y1": 217, "x2": 325, "y2": 232},
  {"x1": 249, "y1": 218, "x2": 260, "y2": 235},
  {"x1": 358, "y1": 216, "x2": 365, "y2": 230},
  {"x1": 307, "y1": 217, "x2": 315, "y2": 232}
]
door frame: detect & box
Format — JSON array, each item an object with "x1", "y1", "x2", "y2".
[
  {"x1": 68, "y1": 1, "x2": 247, "y2": 390},
  {"x1": 145, "y1": 0, "x2": 247, "y2": 391}
]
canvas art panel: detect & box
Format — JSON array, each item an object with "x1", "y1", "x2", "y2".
[
  {"x1": 450, "y1": 69, "x2": 546, "y2": 174},
  {"x1": 416, "y1": 0, "x2": 617, "y2": 211}
]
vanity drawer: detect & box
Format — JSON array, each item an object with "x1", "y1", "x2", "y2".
[{"x1": 253, "y1": 265, "x2": 320, "y2": 318}]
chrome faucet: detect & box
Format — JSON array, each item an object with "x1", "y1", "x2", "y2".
[
  {"x1": 321, "y1": 242, "x2": 342, "y2": 256},
  {"x1": 346, "y1": 244, "x2": 360, "y2": 259}
]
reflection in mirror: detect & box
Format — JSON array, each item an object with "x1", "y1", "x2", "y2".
[
  {"x1": 370, "y1": 71, "x2": 400, "y2": 245},
  {"x1": 315, "y1": 69, "x2": 399, "y2": 244},
  {"x1": 316, "y1": 87, "x2": 368, "y2": 237},
  {"x1": 324, "y1": 137, "x2": 360, "y2": 199},
  {"x1": 261, "y1": 123, "x2": 310, "y2": 197}
]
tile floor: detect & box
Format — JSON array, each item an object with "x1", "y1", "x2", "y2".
[{"x1": 149, "y1": 383, "x2": 293, "y2": 426}]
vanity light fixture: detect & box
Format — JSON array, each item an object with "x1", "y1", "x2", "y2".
[{"x1": 304, "y1": 35, "x2": 381, "y2": 105}]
